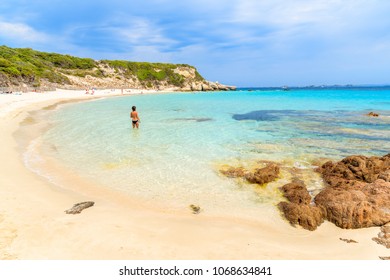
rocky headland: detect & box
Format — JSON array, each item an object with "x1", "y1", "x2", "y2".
[{"x1": 0, "y1": 45, "x2": 236, "y2": 92}]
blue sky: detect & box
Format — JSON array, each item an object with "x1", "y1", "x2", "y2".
[{"x1": 1, "y1": 0, "x2": 390, "y2": 87}]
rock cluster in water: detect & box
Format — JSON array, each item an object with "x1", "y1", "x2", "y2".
[
  {"x1": 221, "y1": 154, "x2": 390, "y2": 232},
  {"x1": 281, "y1": 154, "x2": 390, "y2": 230}
]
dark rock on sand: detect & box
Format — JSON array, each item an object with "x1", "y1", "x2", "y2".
[
  {"x1": 65, "y1": 201, "x2": 95, "y2": 214},
  {"x1": 278, "y1": 180, "x2": 324, "y2": 231},
  {"x1": 339, "y1": 238, "x2": 358, "y2": 243},
  {"x1": 372, "y1": 223, "x2": 390, "y2": 249},
  {"x1": 244, "y1": 163, "x2": 280, "y2": 185},
  {"x1": 278, "y1": 202, "x2": 324, "y2": 231},
  {"x1": 189, "y1": 204, "x2": 201, "y2": 214},
  {"x1": 315, "y1": 154, "x2": 390, "y2": 229}
]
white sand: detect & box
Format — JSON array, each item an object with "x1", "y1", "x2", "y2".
[{"x1": 0, "y1": 89, "x2": 388, "y2": 260}]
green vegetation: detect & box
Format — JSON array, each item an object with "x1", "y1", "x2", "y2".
[
  {"x1": 0, "y1": 45, "x2": 94, "y2": 85},
  {"x1": 101, "y1": 60, "x2": 204, "y2": 87},
  {"x1": 0, "y1": 45, "x2": 205, "y2": 88}
]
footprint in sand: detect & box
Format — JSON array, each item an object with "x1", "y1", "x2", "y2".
[{"x1": 0, "y1": 214, "x2": 18, "y2": 260}]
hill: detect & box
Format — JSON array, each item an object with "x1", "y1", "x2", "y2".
[{"x1": 0, "y1": 46, "x2": 235, "y2": 91}]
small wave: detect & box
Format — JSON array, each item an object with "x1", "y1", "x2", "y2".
[
  {"x1": 293, "y1": 161, "x2": 311, "y2": 169},
  {"x1": 23, "y1": 137, "x2": 63, "y2": 188}
]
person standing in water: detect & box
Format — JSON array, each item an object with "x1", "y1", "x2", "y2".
[{"x1": 130, "y1": 106, "x2": 140, "y2": 129}]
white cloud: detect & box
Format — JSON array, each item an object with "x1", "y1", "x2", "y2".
[
  {"x1": 0, "y1": 20, "x2": 50, "y2": 43},
  {"x1": 231, "y1": 0, "x2": 352, "y2": 27},
  {"x1": 62, "y1": 16, "x2": 179, "y2": 56},
  {"x1": 206, "y1": 0, "x2": 390, "y2": 60},
  {"x1": 116, "y1": 17, "x2": 177, "y2": 47}
]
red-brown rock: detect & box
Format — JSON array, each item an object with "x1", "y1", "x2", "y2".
[
  {"x1": 378, "y1": 170, "x2": 390, "y2": 182},
  {"x1": 316, "y1": 154, "x2": 390, "y2": 187},
  {"x1": 315, "y1": 183, "x2": 390, "y2": 229},
  {"x1": 245, "y1": 163, "x2": 280, "y2": 185},
  {"x1": 278, "y1": 180, "x2": 324, "y2": 230},
  {"x1": 220, "y1": 166, "x2": 246, "y2": 178},
  {"x1": 280, "y1": 180, "x2": 311, "y2": 205},
  {"x1": 278, "y1": 201, "x2": 324, "y2": 231},
  {"x1": 220, "y1": 162, "x2": 280, "y2": 185},
  {"x1": 315, "y1": 154, "x2": 390, "y2": 229}
]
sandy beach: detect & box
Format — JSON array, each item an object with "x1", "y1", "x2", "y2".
[{"x1": 0, "y1": 89, "x2": 388, "y2": 260}]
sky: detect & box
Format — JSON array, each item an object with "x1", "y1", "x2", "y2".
[{"x1": 1, "y1": 0, "x2": 390, "y2": 87}]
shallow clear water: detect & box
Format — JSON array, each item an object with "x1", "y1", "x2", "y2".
[{"x1": 34, "y1": 89, "x2": 390, "y2": 216}]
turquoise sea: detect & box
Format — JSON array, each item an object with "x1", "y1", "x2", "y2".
[{"x1": 27, "y1": 88, "x2": 390, "y2": 217}]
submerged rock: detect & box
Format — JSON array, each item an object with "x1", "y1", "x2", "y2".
[
  {"x1": 244, "y1": 163, "x2": 280, "y2": 185},
  {"x1": 367, "y1": 112, "x2": 379, "y2": 117},
  {"x1": 220, "y1": 162, "x2": 280, "y2": 185},
  {"x1": 174, "y1": 117, "x2": 213, "y2": 122},
  {"x1": 232, "y1": 110, "x2": 282, "y2": 121},
  {"x1": 220, "y1": 166, "x2": 246, "y2": 178}
]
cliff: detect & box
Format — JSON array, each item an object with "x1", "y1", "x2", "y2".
[{"x1": 0, "y1": 46, "x2": 235, "y2": 92}]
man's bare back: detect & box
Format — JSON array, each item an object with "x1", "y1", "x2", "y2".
[{"x1": 130, "y1": 106, "x2": 140, "y2": 128}]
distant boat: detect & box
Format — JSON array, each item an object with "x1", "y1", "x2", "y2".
[{"x1": 281, "y1": 86, "x2": 290, "y2": 91}]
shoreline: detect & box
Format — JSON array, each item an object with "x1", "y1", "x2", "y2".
[{"x1": 0, "y1": 89, "x2": 388, "y2": 259}]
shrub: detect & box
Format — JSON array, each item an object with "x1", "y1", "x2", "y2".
[
  {"x1": 3, "y1": 66, "x2": 20, "y2": 76},
  {"x1": 0, "y1": 57, "x2": 12, "y2": 67}
]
